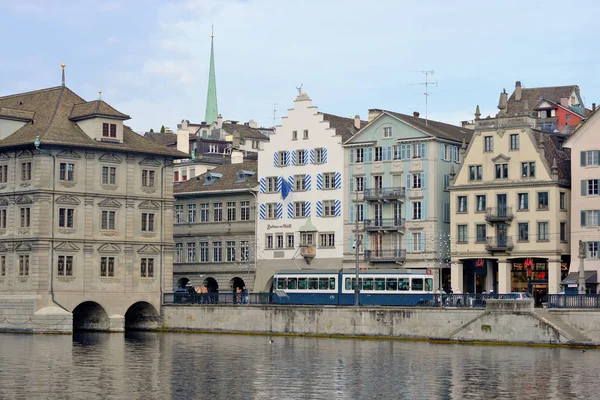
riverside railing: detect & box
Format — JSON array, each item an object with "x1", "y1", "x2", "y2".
[{"x1": 547, "y1": 294, "x2": 600, "y2": 309}]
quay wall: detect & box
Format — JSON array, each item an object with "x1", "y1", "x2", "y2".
[{"x1": 0, "y1": 296, "x2": 72, "y2": 334}]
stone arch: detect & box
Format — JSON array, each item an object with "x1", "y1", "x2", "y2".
[
  {"x1": 203, "y1": 277, "x2": 219, "y2": 293},
  {"x1": 124, "y1": 302, "x2": 159, "y2": 331},
  {"x1": 72, "y1": 301, "x2": 109, "y2": 331},
  {"x1": 177, "y1": 277, "x2": 190, "y2": 288},
  {"x1": 230, "y1": 277, "x2": 246, "y2": 292},
  {"x1": 264, "y1": 276, "x2": 274, "y2": 293}
]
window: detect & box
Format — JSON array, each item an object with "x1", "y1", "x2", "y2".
[
  {"x1": 188, "y1": 204, "x2": 196, "y2": 223},
  {"x1": 101, "y1": 210, "x2": 115, "y2": 230},
  {"x1": 457, "y1": 196, "x2": 468, "y2": 213},
  {"x1": 212, "y1": 242, "x2": 222, "y2": 262},
  {"x1": 412, "y1": 143, "x2": 425, "y2": 159},
  {"x1": 319, "y1": 233, "x2": 335, "y2": 248},
  {"x1": 586, "y1": 179, "x2": 599, "y2": 195},
  {"x1": 383, "y1": 127, "x2": 392, "y2": 138},
  {"x1": 393, "y1": 145, "x2": 402, "y2": 160},
  {"x1": 475, "y1": 195, "x2": 486, "y2": 212},
  {"x1": 286, "y1": 234, "x2": 295, "y2": 248},
  {"x1": 412, "y1": 202, "x2": 422, "y2": 220},
  {"x1": 266, "y1": 203, "x2": 277, "y2": 219},
  {"x1": 142, "y1": 170, "x2": 155, "y2": 187},
  {"x1": 560, "y1": 192, "x2": 566, "y2": 210},
  {"x1": 537, "y1": 192, "x2": 549, "y2": 210},
  {"x1": 581, "y1": 150, "x2": 600, "y2": 166},
  {"x1": 102, "y1": 123, "x2": 117, "y2": 138},
  {"x1": 495, "y1": 163, "x2": 508, "y2": 179},
  {"x1": 355, "y1": 177, "x2": 364, "y2": 192},
  {"x1": 294, "y1": 175, "x2": 307, "y2": 191},
  {"x1": 102, "y1": 166, "x2": 116, "y2": 185},
  {"x1": 227, "y1": 202, "x2": 236, "y2": 221},
  {"x1": 18, "y1": 255, "x2": 29, "y2": 276},
  {"x1": 292, "y1": 130, "x2": 298, "y2": 140},
  {"x1": 294, "y1": 201, "x2": 307, "y2": 217},
  {"x1": 140, "y1": 258, "x2": 154, "y2": 278},
  {"x1": 583, "y1": 210, "x2": 600, "y2": 227},
  {"x1": 469, "y1": 165, "x2": 482, "y2": 181},
  {"x1": 537, "y1": 222, "x2": 549, "y2": 241},
  {"x1": 240, "y1": 241, "x2": 249, "y2": 262},
  {"x1": 181, "y1": 169, "x2": 188, "y2": 181},
  {"x1": 213, "y1": 202, "x2": 222, "y2": 222},
  {"x1": 175, "y1": 243, "x2": 184, "y2": 263},
  {"x1": 189, "y1": 168, "x2": 196, "y2": 178},
  {"x1": 21, "y1": 162, "x2": 31, "y2": 181},
  {"x1": 199, "y1": 242, "x2": 209, "y2": 262},
  {"x1": 241, "y1": 201, "x2": 250, "y2": 221},
  {"x1": 303, "y1": 130, "x2": 309, "y2": 139},
  {"x1": 174, "y1": 171, "x2": 179, "y2": 181},
  {"x1": 518, "y1": 223, "x2": 529, "y2": 241},
  {"x1": 266, "y1": 234, "x2": 274, "y2": 249},
  {"x1": 57, "y1": 255, "x2": 73, "y2": 276},
  {"x1": 323, "y1": 200, "x2": 336, "y2": 217},
  {"x1": 186, "y1": 243, "x2": 196, "y2": 262},
  {"x1": 266, "y1": 177, "x2": 278, "y2": 193},
  {"x1": 315, "y1": 148, "x2": 325, "y2": 164},
  {"x1": 297, "y1": 150, "x2": 306, "y2": 165},
  {"x1": 356, "y1": 204, "x2": 364, "y2": 222},
  {"x1": 374, "y1": 147, "x2": 383, "y2": 162},
  {"x1": 100, "y1": 256, "x2": 115, "y2": 277},
  {"x1": 322, "y1": 172, "x2": 336, "y2": 189},
  {"x1": 59, "y1": 163, "x2": 74, "y2": 181},
  {"x1": 0, "y1": 209, "x2": 6, "y2": 228},
  {"x1": 141, "y1": 213, "x2": 155, "y2": 232},
  {"x1": 175, "y1": 205, "x2": 183, "y2": 223},
  {"x1": 355, "y1": 148, "x2": 364, "y2": 163},
  {"x1": 518, "y1": 193, "x2": 529, "y2": 210},
  {"x1": 276, "y1": 234, "x2": 284, "y2": 249},
  {"x1": 560, "y1": 222, "x2": 567, "y2": 242},
  {"x1": 20, "y1": 207, "x2": 30, "y2": 228},
  {"x1": 484, "y1": 136, "x2": 493, "y2": 152},
  {"x1": 521, "y1": 162, "x2": 535, "y2": 178},
  {"x1": 412, "y1": 173, "x2": 422, "y2": 189},
  {"x1": 58, "y1": 208, "x2": 74, "y2": 228},
  {"x1": 0, "y1": 165, "x2": 7, "y2": 183},
  {"x1": 208, "y1": 144, "x2": 218, "y2": 154},
  {"x1": 588, "y1": 242, "x2": 599, "y2": 258},
  {"x1": 226, "y1": 241, "x2": 236, "y2": 261},
  {"x1": 277, "y1": 151, "x2": 288, "y2": 166},
  {"x1": 443, "y1": 174, "x2": 450, "y2": 191},
  {"x1": 0, "y1": 256, "x2": 5, "y2": 276},
  {"x1": 510, "y1": 134, "x2": 519, "y2": 150},
  {"x1": 443, "y1": 202, "x2": 450, "y2": 223},
  {"x1": 300, "y1": 232, "x2": 314, "y2": 246},
  {"x1": 457, "y1": 225, "x2": 468, "y2": 243},
  {"x1": 412, "y1": 232, "x2": 423, "y2": 252},
  {"x1": 476, "y1": 224, "x2": 486, "y2": 243}
]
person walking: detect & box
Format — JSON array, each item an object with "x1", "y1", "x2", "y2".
[
  {"x1": 242, "y1": 286, "x2": 249, "y2": 305},
  {"x1": 200, "y1": 285, "x2": 208, "y2": 304}
]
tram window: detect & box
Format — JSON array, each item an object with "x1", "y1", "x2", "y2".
[
  {"x1": 363, "y1": 278, "x2": 373, "y2": 291},
  {"x1": 345, "y1": 277, "x2": 352, "y2": 290},
  {"x1": 298, "y1": 278, "x2": 308, "y2": 290},
  {"x1": 351, "y1": 278, "x2": 363, "y2": 290},
  {"x1": 386, "y1": 278, "x2": 398, "y2": 291},
  {"x1": 276, "y1": 278, "x2": 286, "y2": 290},
  {"x1": 375, "y1": 278, "x2": 385, "y2": 291},
  {"x1": 424, "y1": 278, "x2": 433, "y2": 292},
  {"x1": 319, "y1": 278, "x2": 329, "y2": 290},
  {"x1": 287, "y1": 278, "x2": 297, "y2": 290},
  {"x1": 398, "y1": 278, "x2": 410, "y2": 291},
  {"x1": 412, "y1": 278, "x2": 424, "y2": 291},
  {"x1": 329, "y1": 277, "x2": 336, "y2": 290},
  {"x1": 308, "y1": 278, "x2": 319, "y2": 290}
]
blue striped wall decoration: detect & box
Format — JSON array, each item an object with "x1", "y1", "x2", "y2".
[
  {"x1": 287, "y1": 203, "x2": 294, "y2": 218},
  {"x1": 322, "y1": 148, "x2": 328, "y2": 163},
  {"x1": 334, "y1": 172, "x2": 341, "y2": 189},
  {"x1": 334, "y1": 200, "x2": 341, "y2": 216},
  {"x1": 259, "y1": 178, "x2": 266, "y2": 193},
  {"x1": 291, "y1": 150, "x2": 297, "y2": 166},
  {"x1": 276, "y1": 203, "x2": 282, "y2": 219},
  {"x1": 273, "y1": 152, "x2": 278, "y2": 167},
  {"x1": 259, "y1": 204, "x2": 266, "y2": 219},
  {"x1": 305, "y1": 174, "x2": 311, "y2": 190},
  {"x1": 276, "y1": 177, "x2": 282, "y2": 192},
  {"x1": 316, "y1": 201, "x2": 322, "y2": 217},
  {"x1": 309, "y1": 149, "x2": 315, "y2": 164},
  {"x1": 285, "y1": 151, "x2": 291, "y2": 166},
  {"x1": 316, "y1": 173, "x2": 323, "y2": 190},
  {"x1": 305, "y1": 201, "x2": 311, "y2": 216}
]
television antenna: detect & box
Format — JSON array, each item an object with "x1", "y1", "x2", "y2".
[
  {"x1": 410, "y1": 70, "x2": 438, "y2": 125},
  {"x1": 273, "y1": 103, "x2": 278, "y2": 128}
]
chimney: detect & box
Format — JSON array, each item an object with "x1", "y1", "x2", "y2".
[
  {"x1": 232, "y1": 131, "x2": 241, "y2": 149},
  {"x1": 181, "y1": 119, "x2": 189, "y2": 129},
  {"x1": 217, "y1": 114, "x2": 223, "y2": 129},
  {"x1": 413, "y1": 111, "x2": 420, "y2": 118},
  {"x1": 176, "y1": 131, "x2": 190, "y2": 154},
  {"x1": 515, "y1": 81, "x2": 522, "y2": 102},
  {"x1": 368, "y1": 109, "x2": 382, "y2": 122},
  {"x1": 353, "y1": 115, "x2": 361, "y2": 130},
  {"x1": 248, "y1": 119, "x2": 258, "y2": 128},
  {"x1": 593, "y1": 103, "x2": 597, "y2": 112},
  {"x1": 231, "y1": 150, "x2": 243, "y2": 164}
]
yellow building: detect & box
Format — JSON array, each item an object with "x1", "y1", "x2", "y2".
[{"x1": 450, "y1": 94, "x2": 570, "y2": 297}]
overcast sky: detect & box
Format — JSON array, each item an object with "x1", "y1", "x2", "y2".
[{"x1": 1, "y1": 0, "x2": 599, "y2": 132}]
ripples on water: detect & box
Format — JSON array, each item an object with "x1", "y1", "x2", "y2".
[{"x1": 0, "y1": 332, "x2": 597, "y2": 399}]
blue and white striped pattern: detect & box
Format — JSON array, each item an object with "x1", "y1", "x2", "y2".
[
  {"x1": 322, "y1": 148, "x2": 328, "y2": 163},
  {"x1": 259, "y1": 178, "x2": 266, "y2": 193},
  {"x1": 303, "y1": 149, "x2": 308, "y2": 165},
  {"x1": 286, "y1": 151, "x2": 291, "y2": 166},
  {"x1": 316, "y1": 201, "x2": 322, "y2": 217},
  {"x1": 273, "y1": 152, "x2": 278, "y2": 167},
  {"x1": 316, "y1": 173, "x2": 323, "y2": 190},
  {"x1": 334, "y1": 172, "x2": 341, "y2": 189},
  {"x1": 334, "y1": 200, "x2": 341, "y2": 216},
  {"x1": 305, "y1": 201, "x2": 311, "y2": 216},
  {"x1": 305, "y1": 174, "x2": 311, "y2": 190},
  {"x1": 309, "y1": 149, "x2": 315, "y2": 164},
  {"x1": 259, "y1": 204, "x2": 266, "y2": 219},
  {"x1": 291, "y1": 150, "x2": 297, "y2": 166},
  {"x1": 287, "y1": 176, "x2": 294, "y2": 191},
  {"x1": 277, "y1": 177, "x2": 282, "y2": 192},
  {"x1": 287, "y1": 203, "x2": 294, "y2": 218},
  {"x1": 276, "y1": 203, "x2": 282, "y2": 219}
]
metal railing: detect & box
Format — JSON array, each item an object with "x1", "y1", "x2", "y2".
[
  {"x1": 364, "y1": 218, "x2": 406, "y2": 231},
  {"x1": 547, "y1": 294, "x2": 600, "y2": 309},
  {"x1": 164, "y1": 292, "x2": 273, "y2": 305},
  {"x1": 485, "y1": 206, "x2": 513, "y2": 222},
  {"x1": 485, "y1": 236, "x2": 514, "y2": 252},
  {"x1": 363, "y1": 187, "x2": 406, "y2": 201},
  {"x1": 364, "y1": 249, "x2": 405, "y2": 263}
]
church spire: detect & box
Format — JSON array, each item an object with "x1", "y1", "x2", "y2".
[{"x1": 204, "y1": 26, "x2": 218, "y2": 125}]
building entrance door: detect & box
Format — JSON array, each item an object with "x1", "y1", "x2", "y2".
[{"x1": 529, "y1": 282, "x2": 548, "y2": 307}]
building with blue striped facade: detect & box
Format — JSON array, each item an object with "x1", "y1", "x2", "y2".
[
  {"x1": 254, "y1": 89, "x2": 364, "y2": 291},
  {"x1": 343, "y1": 110, "x2": 472, "y2": 290}
]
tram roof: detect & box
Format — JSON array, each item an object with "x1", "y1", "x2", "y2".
[{"x1": 274, "y1": 269, "x2": 428, "y2": 276}]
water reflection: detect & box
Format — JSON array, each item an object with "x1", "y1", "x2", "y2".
[{"x1": 0, "y1": 332, "x2": 597, "y2": 399}]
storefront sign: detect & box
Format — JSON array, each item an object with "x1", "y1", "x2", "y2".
[
  {"x1": 475, "y1": 259, "x2": 485, "y2": 267},
  {"x1": 267, "y1": 224, "x2": 292, "y2": 230}
]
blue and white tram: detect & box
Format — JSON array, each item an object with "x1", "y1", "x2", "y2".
[{"x1": 272, "y1": 269, "x2": 436, "y2": 306}]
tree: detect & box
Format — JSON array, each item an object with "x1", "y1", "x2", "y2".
[
  {"x1": 160, "y1": 125, "x2": 166, "y2": 133},
  {"x1": 149, "y1": 128, "x2": 154, "y2": 133}
]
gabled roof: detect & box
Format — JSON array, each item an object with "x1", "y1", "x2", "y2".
[
  {"x1": 0, "y1": 107, "x2": 35, "y2": 121},
  {"x1": 174, "y1": 160, "x2": 257, "y2": 194},
  {"x1": 506, "y1": 85, "x2": 580, "y2": 116},
  {"x1": 221, "y1": 123, "x2": 270, "y2": 140},
  {"x1": 533, "y1": 98, "x2": 586, "y2": 118},
  {"x1": 530, "y1": 130, "x2": 571, "y2": 185},
  {"x1": 70, "y1": 100, "x2": 130, "y2": 121},
  {"x1": 0, "y1": 86, "x2": 186, "y2": 157},
  {"x1": 563, "y1": 105, "x2": 600, "y2": 148},
  {"x1": 320, "y1": 113, "x2": 367, "y2": 142},
  {"x1": 144, "y1": 132, "x2": 177, "y2": 146}
]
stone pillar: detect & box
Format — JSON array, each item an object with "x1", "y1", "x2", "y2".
[
  {"x1": 498, "y1": 259, "x2": 511, "y2": 294},
  {"x1": 548, "y1": 259, "x2": 562, "y2": 294},
  {"x1": 450, "y1": 261, "x2": 463, "y2": 292},
  {"x1": 486, "y1": 260, "x2": 494, "y2": 292},
  {"x1": 108, "y1": 314, "x2": 125, "y2": 332}
]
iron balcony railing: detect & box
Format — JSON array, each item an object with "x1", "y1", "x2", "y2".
[
  {"x1": 485, "y1": 236, "x2": 514, "y2": 252},
  {"x1": 364, "y1": 218, "x2": 406, "y2": 231},
  {"x1": 364, "y1": 249, "x2": 406, "y2": 263},
  {"x1": 164, "y1": 292, "x2": 273, "y2": 305},
  {"x1": 547, "y1": 294, "x2": 600, "y2": 308},
  {"x1": 485, "y1": 206, "x2": 513, "y2": 223},
  {"x1": 363, "y1": 187, "x2": 406, "y2": 201}
]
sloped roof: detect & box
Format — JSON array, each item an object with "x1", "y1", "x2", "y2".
[
  {"x1": 320, "y1": 113, "x2": 367, "y2": 141},
  {"x1": 506, "y1": 85, "x2": 580, "y2": 116},
  {"x1": 174, "y1": 160, "x2": 257, "y2": 194},
  {"x1": 70, "y1": 100, "x2": 130, "y2": 120},
  {"x1": 0, "y1": 107, "x2": 35, "y2": 121},
  {"x1": 530, "y1": 130, "x2": 571, "y2": 185},
  {"x1": 222, "y1": 123, "x2": 270, "y2": 140},
  {"x1": 144, "y1": 132, "x2": 177, "y2": 146},
  {"x1": 0, "y1": 86, "x2": 186, "y2": 157},
  {"x1": 384, "y1": 111, "x2": 473, "y2": 143}
]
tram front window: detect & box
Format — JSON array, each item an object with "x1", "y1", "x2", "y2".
[
  {"x1": 298, "y1": 278, "x2": 308, "y2": 289},
  {"x1": 287, "y1": 278, "x2": 297, "y2": 289},
  {"x1": 398, "y1": 278, "x2": 409, "y2": 291},
  {"x1": 412, "y1": 278, "x2": 424, "y2": 291}
]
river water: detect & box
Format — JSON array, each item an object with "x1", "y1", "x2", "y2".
[{"x1": 0, "y1": 331, "x2": 597, "y2": 399}]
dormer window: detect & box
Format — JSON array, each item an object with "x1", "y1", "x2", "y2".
[
  {"x1": 203, "y1": 172, "x2": 222, "y2": 185},
  {"x1": 103, "y1": 123, "x2": 117, "y2": 138}
]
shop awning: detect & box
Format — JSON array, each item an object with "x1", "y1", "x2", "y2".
[{"x1": 561, "y1": 271, "x2": 597, "y2": 286}]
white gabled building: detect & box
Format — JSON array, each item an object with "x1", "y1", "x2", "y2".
[{"x1": 254, "y1": 89, "x2": 363, "y2": 291}]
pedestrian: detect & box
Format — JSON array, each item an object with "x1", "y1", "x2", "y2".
[
  {"x1": 242, "y1": 286, "x2": 248, "y2": 305},
  {"x1": 200, "y1": 285, "x2": 208, "y2": 304},
  {"x1": 236, "y1": 287, "x2": 242, "y2": 305},
  {"x1": 454, "y1": 287, "x2": 462, "y2": 307}
]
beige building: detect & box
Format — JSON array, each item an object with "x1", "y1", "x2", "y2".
[
  {"x1": 450, "y1": 93, "x2": 571, "y2": 297},
  {"x1": 0, "y1": 73, "x2": 185, "y2": 332}
]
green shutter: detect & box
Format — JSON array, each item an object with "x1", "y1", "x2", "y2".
[
  {"x1": 581, "y1": 210, "x2": 587, "y2": 227},
  {"x1": 582, "y1": 180, "x2": 587, "y2": 196},
  {"x1": 581, "y1": 151, "x2": 587, "y2": 166}
]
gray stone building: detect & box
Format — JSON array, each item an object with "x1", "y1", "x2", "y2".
[
  {"x1": 173, "y1": 159, "x2": 258, "y2": 293},
  {"x1": 0, "y1": 73, "x2": 185, "y2": 332}
]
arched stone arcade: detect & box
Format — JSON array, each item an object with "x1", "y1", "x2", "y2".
[
  {"x1": 72, "y1": 301, "x2": 110, "y2": 331},
  {"x1": 124, "y1": 302, "x2": 159, "y2": 331}
]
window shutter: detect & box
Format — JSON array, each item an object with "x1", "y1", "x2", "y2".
[
  {"x1": 405, "y1": 202, "x2": 411, "y2": 221},
  {"x1": 406, "y1": 234, "x2": 412, "y2": 253},
  {"x1": 287, "y1": 203, "x2": 294, "y2": 218},
  {"x1": 322, "y1": 148, "x2": 328, "y2": 163},
  {"x1": 421, "y1": 143, "x2": 427, "y2": 158},
  {"x1": 335, "y1": 172, "x2": 341, "y2": 189},
  {"x1": 316, "y1": 201, "x2": 322, "y2": 217},
  {"x1": 363, "y1": 234, "x2": 368, "y2": 251},
  {"x1": 286, "y1": 151, "x2": 291, "y2": 166},
  {"x1": 316, "y1": 173, "x2": 323, "y2": 190},
  {"x1": 386, "y1": 146, "x2": 392, "y2": 161},
  {"x1": 277, "y1": 177, "x2": 282, "y2": 192},
  {"x1": 597, "y1": 151, "x2": 600, "y2": 164},
  {"x1": 276, "y1": 203, "x2": 282, "y2": 219},
  {"x1": 421, "y1": 173, "x2": 426, "y2": 189},
  {"x1": 440, "y1": 143, "x2": 446, "y2": 161},
  {"x1": 305, "y1": 174, "x2": 311, "y2": 190},
  {"x1": 349, "y1": 176, "x2": 354, "y2": 192},
  {"x1": 581, "y1": 210, "x2": 587, "y2": 227},
  {"x1": 349, "y1": 149, "x2": 354, "y2": 164},
  {"x1": 305, "y1": 201, "x2": 311, "y2": 216},
  {"x1": 582, "y1": 180, "x2": 587, "y2": 196},
  {"x1": 422, "y1": 202, "x2": 428, "y2": 220},
  {"x1": 287, "y1": 176, "x2": 294, "y2": 191},
  {"x1": 273, "y1": 152, "x2": 279, "y2": 167},
  {"x1": 259, "y1": 204, "x2": 266, "y2": 219},
  {"x1": 304, "y1": 149, "x2": 308, "y2": 165},
  {"x1": 349, "y1": 203, "x2": 355, "y2": 223},
  {"x1": 309, "y1": 149, "x2": 315, "y2": 164},
  {"x1": 581, "y1": 151, "x2": 587, "y2": 167},
  {"x1": 259, "y1": 178, "x2": 266, "y2": 193},
  {"x1": 420, "y1": 233, "x2": 426, "y2": 251},
  {"x1": 291, "y1": 150, "x2": 297, "y2": 166},
  {"x1": 334, "y1": 200, "x2": 341, "y2": 216},
  {"x1": 406, "y1": 173, "x2": 411, "y2": 189},
  {"x1": 349, "y1": 236, "x2": 354, "y2": 252},
  {"x1": 366, "y1": 147, "x2": 373, "y2": 162}
]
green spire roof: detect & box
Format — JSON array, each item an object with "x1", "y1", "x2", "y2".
[{"x1": 204, "y1": 33, "x2": 218, "y2": 125}]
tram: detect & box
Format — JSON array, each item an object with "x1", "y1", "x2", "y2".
[{"x1": 272, "y1": 269, "x2": 436, "y2": 306}]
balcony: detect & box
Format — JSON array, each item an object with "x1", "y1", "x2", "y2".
[
  {"x1": 364, "y1": 249, "x2": 406, "y2": 264},
  {"x1": 363, "y1": 187, "x2": 406, "y2": 202},
  {"x1": 364, "y1": 218, "x2": 406, "y2": 231},
  {"x1": 485, "y1": 207, "x2": 513, "y2": 223},
  {"x1": 485, "y1": 236, "x2": 514, "y2": 253}
]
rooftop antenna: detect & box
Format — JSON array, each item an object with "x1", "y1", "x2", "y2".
[
  {"x1": 412, "y1": 70, "x2": 437, "y2": 125},
  {"x1": 273, "y1": 103, "x2": 278, "y2": 128}
]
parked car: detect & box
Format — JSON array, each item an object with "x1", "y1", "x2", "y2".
[
  {"x1": 499, "y1": 292, "x2": 532, "y2": 300},
  {"x1": 174, "y1": 286, "x2": 195, "y2": 303}
]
